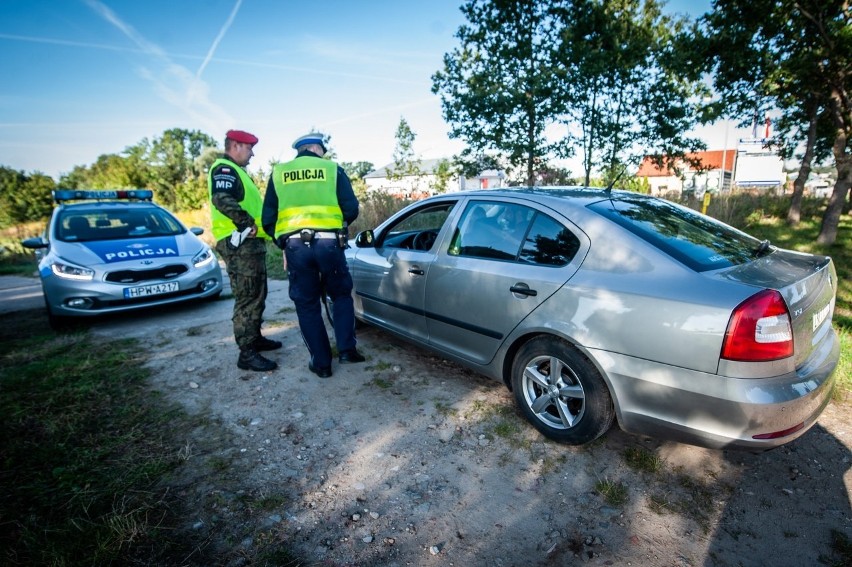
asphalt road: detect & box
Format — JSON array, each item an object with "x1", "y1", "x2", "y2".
[{"x1": 0, "y1": 275, "x2": 44, "y2": 314}]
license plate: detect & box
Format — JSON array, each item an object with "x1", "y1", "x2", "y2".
[{"x1": 123, "y1": 281, "x2": 179, "y2": 298}]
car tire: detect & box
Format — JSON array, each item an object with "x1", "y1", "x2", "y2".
[
  {"x1": 44, "y1": 300, "x2": 75, "y2": 332},
  {"x1": 511, "y1": 336, "x2": 614, "y2": 445}
]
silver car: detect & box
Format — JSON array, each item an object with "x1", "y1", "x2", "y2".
[
  {"x1": 23, "y1": 189, "x2": 222, "y2": 328},
  {"x1": 346, "y1": 188, "x2": 840, "y2": 449}
]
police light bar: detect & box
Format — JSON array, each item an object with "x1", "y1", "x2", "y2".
[{"x1": 52, "y1": 189, "x2": 154, "y2": 203}]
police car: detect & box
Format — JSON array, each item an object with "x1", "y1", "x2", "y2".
[{"x1": 23, "y1": 189, "x2": 223, "y2": 328}]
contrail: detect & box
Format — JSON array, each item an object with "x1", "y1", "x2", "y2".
[
  {"x1": 83, "y1": 0, "x2": 233, "y2": 132},
  {"x1": 83, "y1": 0, "x2": 167, "y2": 59},
  {"x1": 197, "y1": 0, "x2": 242, "y2": 79}
]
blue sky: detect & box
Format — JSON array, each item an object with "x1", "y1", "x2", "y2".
[{"x1": 1, "y1": 0, "x2": 724, "y2": 180}]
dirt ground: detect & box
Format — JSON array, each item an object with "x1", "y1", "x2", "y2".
[{"x1": 77, "y1": 277, "x2": 852, "y2": 567}]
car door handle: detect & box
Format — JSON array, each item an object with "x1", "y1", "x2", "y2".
[
  {"x1": 408, "y1": 267, "x2": 425, "y2": 276},
  {"x1": 509, "y1": 285, "x2": 537, "y2": 297}
]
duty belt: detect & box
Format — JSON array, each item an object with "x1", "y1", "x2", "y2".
[{"x1": 288, "y1": 229, "x2": 338, "y2": 241}]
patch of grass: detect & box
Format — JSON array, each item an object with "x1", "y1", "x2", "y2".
[
  {"x1": 0, "y1": 318, "x2": 178, "y2": 563},
  {"x1": 368, "y1": 376, "x2": 394, "y2": 389},
  {"x1": 623, "y1": 446, "x2": 664, "y2": 474},
  {"x1": 186, "y1": 325, "x2": 205, "y2": 336},
  {"x1": 0, "y1": 256, "x2": 37, "y2": 276},
  {"x1": 434, "y1": 400, "x2": 457, "y2": 417},
  {"x1": 823, "y1": 529, "x2": 852, "y2": 567},
  {"x1": 265, "y1": 241, "x2": 287, "y2": 280},
  {"x1": 492, "y1": 418, "x2": 521, "y2": 438},
  {"x1": 648, "y1": 492, "x2": 676, "y2": 515},
  {"x1": 539, "y1": 453, "x2": 569, "y2": 474},
  {"x1": 0, "y1": 309, "x2": 305, "y2": 565},
  {"x1": 367, "y1": 360, "x2": 392, "y2": 372},
  {"x1": 595, "y1": 478, "x2": 629, "y2": 506}
]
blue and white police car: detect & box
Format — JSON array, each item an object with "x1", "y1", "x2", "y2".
[{"x1": 23, "y1": 189, "x2": 223, "y2": 328}]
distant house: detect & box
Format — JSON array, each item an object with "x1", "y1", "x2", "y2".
[
  {"x1": 635, "y1": 150, "x2": 736, "y2": 196},
  {"x1": 364, "y1": 158, "x2": 506, "y2": 198}
]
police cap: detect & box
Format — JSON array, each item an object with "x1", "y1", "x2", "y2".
[
  {"x1": 226, "y1": 129, "x2": 259, "y2": 145},
  {"x1": 292, "y1": 132, "x2": 327, "y2": 153}
]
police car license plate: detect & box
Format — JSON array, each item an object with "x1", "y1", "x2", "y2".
[{"x1": 124, "y1": 282, "x2": 179, "y2": 298}]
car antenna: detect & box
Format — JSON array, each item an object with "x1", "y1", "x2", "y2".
[{"x1": 604, "y1": 164, "x2": 628, "y2": 195}]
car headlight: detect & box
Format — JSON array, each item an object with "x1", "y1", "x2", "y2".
[
  {"x1": 50, "y1": 261, "x2": 95, "y2": 281},
  {"x1": 193, "y1": 248, "x2": 215, "y2": 268}
]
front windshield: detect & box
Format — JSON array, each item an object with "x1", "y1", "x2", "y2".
[
  {"x1": 57, "y1": 206, "x2": 185, "y2": 242},
  {"x1": 588, "y1": 196, "x2": 763, "y2": 272}
]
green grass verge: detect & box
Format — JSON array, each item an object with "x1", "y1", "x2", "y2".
[{"x1": 0, "y1": 311, "x2": 302, "y2": 566}]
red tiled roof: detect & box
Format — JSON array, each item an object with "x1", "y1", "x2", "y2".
[{"x1": 636, "y1": 150, "x2": 736, "y2": 177}]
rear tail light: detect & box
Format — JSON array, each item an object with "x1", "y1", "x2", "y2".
[{"x1": 721, "y1": 289, "x2": 793, "y2": 361}]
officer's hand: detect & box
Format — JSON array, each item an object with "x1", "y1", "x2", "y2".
[{"x1": 248, "y1": 225, "x2": 258, "y2": 238}]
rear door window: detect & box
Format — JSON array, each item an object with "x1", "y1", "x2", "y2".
[
  {"x1": 449, "y1": 201, "x2": 581, "y2": 266},
  {"x1": 588, "y1": 196, "x2": 764, "y2": 272}
]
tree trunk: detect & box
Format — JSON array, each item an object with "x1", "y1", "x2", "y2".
[
  {"x1": 817, "y1": 92, "x2": 851, "y2": 245},
  {"x1": 787, "y1": 102, "x2": 818, "y2": 225}
]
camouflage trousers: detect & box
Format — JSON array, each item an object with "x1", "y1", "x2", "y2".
[{"x1": 215, "y1": 237, "x2": 268, "y2": 350}]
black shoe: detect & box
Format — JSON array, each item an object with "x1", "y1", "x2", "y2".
[
  {"x1": 338, "y1": 350, "x2": 366, "y2": 364},
  {"x1": 253, "y1": 336, "x2": 282, "y2": 351},
  {"x1": 308, "y1": 362, "x2": 332, "y2": 378},
  {"x1": 238, "y1": 349, "x2": 278, "y2": 372}
]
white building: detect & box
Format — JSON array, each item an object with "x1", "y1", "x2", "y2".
[
  {"x1": 363, "y1": 158, "x2": 506, "y2": 198},
  {"x1": 733, "y1": 139, "x2": 785, "y2": 189},
  {"x1": 635, "y1": 149, "x2": 736, "y2": 196}
]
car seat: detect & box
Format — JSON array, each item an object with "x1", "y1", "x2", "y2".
[{"x1": 66, "y1": 216, "x2": 91, "y2": 239}]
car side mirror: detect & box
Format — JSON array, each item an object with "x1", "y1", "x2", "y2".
[
  {"x1": 22, "y1": 237, "x2": 48, "y2": 250},
  {"x1": 190, "y1": 227, "x2": 204, "y2": 236},
  {"x1": 354, "y1": 230, "x2": 375, "y2": 248}
]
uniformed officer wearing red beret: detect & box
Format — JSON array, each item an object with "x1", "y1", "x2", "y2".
[{"x1": 208, "y1": 129, "x2": 281, "y2": 372}]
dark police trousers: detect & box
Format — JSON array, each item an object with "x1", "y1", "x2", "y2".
[{"x1": 284, "y1": 236, "x2": 357, "y2": 370}]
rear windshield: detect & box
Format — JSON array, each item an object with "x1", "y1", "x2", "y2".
[
  {"x1": 56, "y1": 205, "x2": 185, "y2": 242},
  {"x1": 588, "y1": 196, "x2": 764, "y2": 272}
]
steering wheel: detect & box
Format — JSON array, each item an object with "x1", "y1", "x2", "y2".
[{"x1": 412, "y1": 230, "x2": 437, "y2": 251}]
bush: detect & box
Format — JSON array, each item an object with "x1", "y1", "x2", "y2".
[{"x1": 348, "y1": 190, "x2": 413, "y2": 236}]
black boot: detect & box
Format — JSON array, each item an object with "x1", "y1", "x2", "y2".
[
  {"x1": 253, "y1": 336, "x2": 283, "y2": 351},
  {"x1": 338, "y1": 349, "x2": 366, "y2": 364},
  {"x1": 238, "y1": 348, "x2": 278, "y2": 371}
]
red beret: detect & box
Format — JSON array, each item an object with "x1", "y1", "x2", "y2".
[{"x1": 225, "y1": 129, "x2": 258, "y2": 145}]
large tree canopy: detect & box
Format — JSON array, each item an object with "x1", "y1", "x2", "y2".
[
  {"x1": 433, "y1": 0, "x2": 561, "y2": 185},
  {"x1": 698, "y1": 0, "x2": 851, "y2": 244},
  {"x1": 433, "y1": 0, "x2": 706, "y2": 186},
  {"x1": 56, "y1": 128, "x2": 218, "y2": 213},
  {"x1": 0, "y1": 167, "x2": 54, "y2": 227}
]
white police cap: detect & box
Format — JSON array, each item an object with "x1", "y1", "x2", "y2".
[{"x1": 292, "y1": 132, "x2": 327, "y2": 152}]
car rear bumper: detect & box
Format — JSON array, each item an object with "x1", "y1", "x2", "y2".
[{"x1": 590, "y1": 328, "x2": 840, "y2": 449}]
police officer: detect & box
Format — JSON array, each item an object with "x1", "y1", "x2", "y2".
[
  {"x1": 262, "y1": 132, "x2": 364, "y2": 378},
  {"x1": 208, "y1": 129, "x2": 280, "y2": 372}
]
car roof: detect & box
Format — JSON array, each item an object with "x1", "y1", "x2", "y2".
[{"x1": 436, "y1": 186, "x2": 641, "y2": 207}]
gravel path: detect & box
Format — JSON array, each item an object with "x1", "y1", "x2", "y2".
[{"x1": 86, "y1": 278, "x2": 852, "y2": 567}]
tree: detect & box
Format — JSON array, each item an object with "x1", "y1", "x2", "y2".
[
  {"x1": 432, "y1": 0, "x2": 561, "y2": 185},
  {"x1": 553, "y1": 0, "x2": 706, "y2": 186},
  {"x1": 0, "y1": 166, "x2": 54, "y2": 227},
  {"x1": 387, "y1": 117, "x2": 422, "y2": 181},
  {"x1": 340, "y1": 161, "x2": 375, "y2": 181},
  {"x1": 434, "y1": 0, "x2": 705, "y2": 187},
  {"x1": 699, "y1": 0, "x2": 851, "y2": 244},
  {"x1": 147, "y1": 128, "x2": 218, "y2": 210},
  {"x1": 429, "y1": 159, "x2": 456, "y2": 193}
]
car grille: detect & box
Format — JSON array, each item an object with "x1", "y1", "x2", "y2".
[{"x1": 105, "y1": 264, "x2": 188, "y2": 284}]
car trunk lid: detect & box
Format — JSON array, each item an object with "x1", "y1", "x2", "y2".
[{"x1": 714, "y1": 249, "x2": 837, "y2": 367}]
